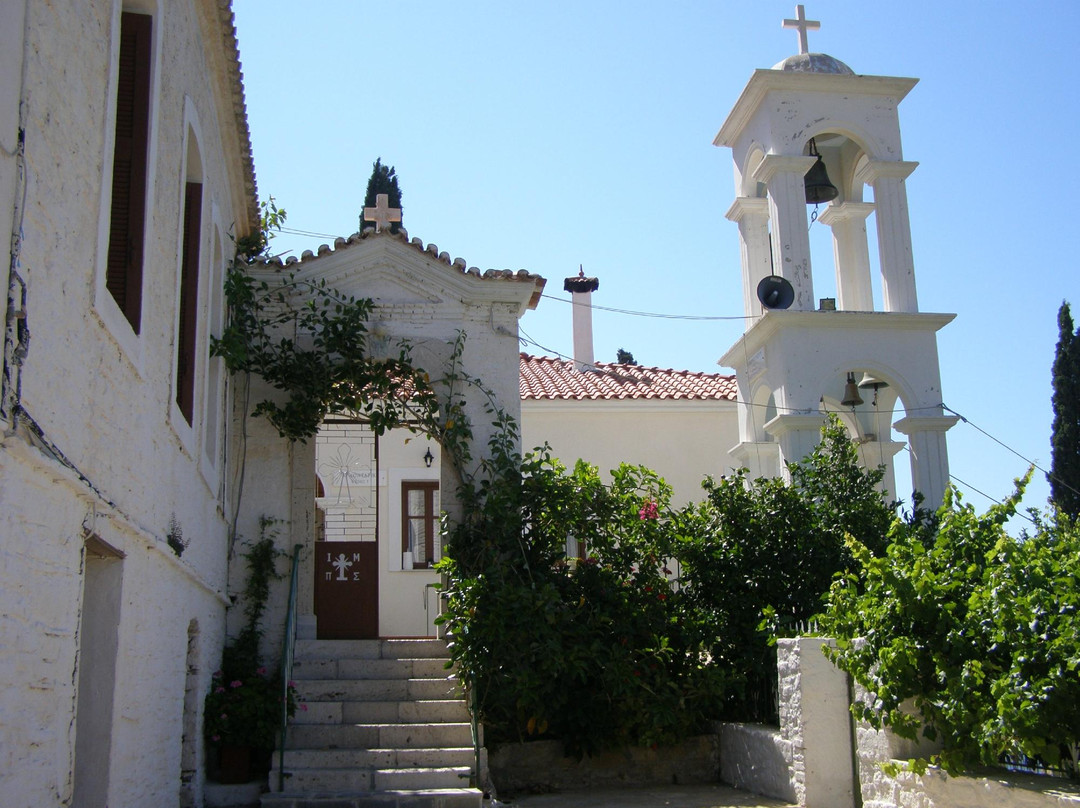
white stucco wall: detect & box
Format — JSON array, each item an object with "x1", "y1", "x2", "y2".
[
  {"x1": 1, "y1": 1, "x2": 251, "y2": 805},
  {"x1": 521, "y1": 399, "x2": 740, "y2": 507}
]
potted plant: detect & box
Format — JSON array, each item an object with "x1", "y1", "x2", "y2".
[{"x1": 205, "y1": 520, "x2": 302, "y2": 783}]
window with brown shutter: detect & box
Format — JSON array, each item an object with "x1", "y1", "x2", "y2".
[
  {"x1": 105, "y1": 12, "x2": 152, "y2": 333},
  {"x1": 176, "y1": 181, "x2": 201, "y2": 424}
]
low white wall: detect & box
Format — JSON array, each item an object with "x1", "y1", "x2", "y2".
[
  {"x1": 739, "y1": 636, "x2": 1080, "y2": 808},
  {"x1": 717, "y1": 722, "x2": 796, "y2": 803}
]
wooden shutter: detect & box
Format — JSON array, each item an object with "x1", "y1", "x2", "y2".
[
  {"x1": 105, "y1": 12, "x2": 152, "y2": 333},
  {"x1": 176, "y1": 182, "x2": 201, "y2": 424}
]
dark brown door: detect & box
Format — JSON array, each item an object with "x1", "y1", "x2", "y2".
[{"x1": 314, "y1": 541, "x2": 378, "y2": 639}]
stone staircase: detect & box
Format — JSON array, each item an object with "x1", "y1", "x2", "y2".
[{"x1": 262, "y1": 638, "x2": 482, "y2": 808}]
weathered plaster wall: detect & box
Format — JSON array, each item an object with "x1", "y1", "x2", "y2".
[{"x1": 1, "y1": 1, "x2": 249, "y2": 805}]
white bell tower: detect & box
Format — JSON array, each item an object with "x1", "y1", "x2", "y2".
[{"x1": 716, "y1": 6, "x2": 958, "y2": 509}]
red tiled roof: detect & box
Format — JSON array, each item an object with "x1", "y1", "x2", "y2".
[
  {"x1": 520, "y1": 354, "x2": 737, "y2": 401},
  {"x1": 261, "y1": 228, "x2": 547, "y2": 309}
]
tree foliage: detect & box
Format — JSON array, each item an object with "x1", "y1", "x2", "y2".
[
  {"x1": 363, "y1": 157, "x2": 403, "y2": 233},
  {"x1": 1051, "y1": 301, "x2": 1080, "y2": 519},
  {"x1": 439, "y1": 415, "x2": 895, "y2": 752},
  {"x1": 677, "y1": 416, "x2": 894, "y2": 722},
  {"x1": 821, "y1": 473, "x2": 1080, "y2": 778}
]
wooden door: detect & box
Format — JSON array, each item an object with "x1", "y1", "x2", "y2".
[{"x1": 314, "y1": 541, "x2": 378, "y2": 639}]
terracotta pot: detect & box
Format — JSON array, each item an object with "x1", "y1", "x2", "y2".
[{"x1": 216, "y1": 744, "x2": 253, "y2": 784}]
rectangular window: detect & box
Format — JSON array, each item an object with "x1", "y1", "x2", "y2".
[
  {"x1": 402, "y1": 481, "x2": 439, "y2": 568},
  {"x1": 176, "y1": 181, "x2": 202, "y2": 424},
  {"x1": 105, "y1": 11, "x2": 152, "y2": 332}
]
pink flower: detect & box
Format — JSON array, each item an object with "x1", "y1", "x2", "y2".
[
  {"x1": 638, "y1": 501, "x2": 659, "y2": 520},
  {"x1": 256, "y1": 666, "x2": 267, "y2": 676},
  {"x1": 299, "y1": 703, "x2": 308, "y2": 712},
  {"x1": 214, "y1": 686, "x2": 226, "y2": 694},
  {"x1": 230, "y1": 680, "x2": 243, "y2": 688},
  {"x1": 288, "y1": 680, "x2": 297, "y2": 688},
  {"x1": 211, "y1": 734, "x2": 220, "y2": 742},
  {"x1": 220, "y1": 713, "x2": 228, "y2": 720}
]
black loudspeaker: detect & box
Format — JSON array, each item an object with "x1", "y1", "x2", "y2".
[{"x1": 756, "y1": 275, "x2": 795, "y2": 310}]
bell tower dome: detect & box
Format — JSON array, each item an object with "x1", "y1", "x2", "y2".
[{"x1": 717, "y1": 6, "x2": 958, "y2": 509}]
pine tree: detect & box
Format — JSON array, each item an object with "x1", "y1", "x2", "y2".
[
  {"x1": 1050, "y1": 301, "x2": 1080, "y2": 518},
  {"x1": 616, "y1": 348, "x2": 638, "y2": 366},
  {"x1": 362, "y1": 157, "x2": 403, "y2": 233}
]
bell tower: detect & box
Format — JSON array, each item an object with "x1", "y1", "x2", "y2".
[{"x1": 716, "y1": 6, "x2": 958, "y2": 509}]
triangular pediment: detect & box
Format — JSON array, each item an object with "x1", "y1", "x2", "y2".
[{"x1": 267, "y1": 229, "x2": 544, "y2": 318}]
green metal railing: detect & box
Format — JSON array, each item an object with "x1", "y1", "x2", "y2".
[{"x1": 277, "y1": 544, "x2": 303, "y2": 793}]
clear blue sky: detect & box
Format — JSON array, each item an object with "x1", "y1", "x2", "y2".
[{"x1": 233, "y1": 1, "x2": 1078, "y2": 525}]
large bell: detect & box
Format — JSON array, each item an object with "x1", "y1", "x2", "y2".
[
  {"x1": 840, "y1": 372, "x2": 863, "y2": 408},
  {"x1": 804, "y1": 139, "x2": 839, "y2": 205}
]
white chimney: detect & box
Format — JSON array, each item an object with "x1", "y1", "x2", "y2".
[{"x1": 564, "y1": 267, "x2": 599, "y2": 371}]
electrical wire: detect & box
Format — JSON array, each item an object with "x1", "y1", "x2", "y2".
[
  {"x1": 539, "y1": 293, "x2": 760, "y2": 322},
  {"x1": 943, "y1": 403, "x2": 1080, "y2": 501},
  {"x1": 278, "y1": 225, "x2": 342, "y2": 240}
]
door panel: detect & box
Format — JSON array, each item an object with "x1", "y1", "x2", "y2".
[{"x1": 314, "y1": 541, "x2": 378, "y2": 639}]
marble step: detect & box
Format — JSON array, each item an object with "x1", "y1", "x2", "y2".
[
  {"x1": 295, "y1": 678, "x2": 460, "y2": 703},
  {"x1": 285, "y1": 722, "x2": 474, "y2": 750}
]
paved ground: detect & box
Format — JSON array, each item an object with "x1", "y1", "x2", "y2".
[{"x1": 490, "y1": 784, "x2": 795, "y2": 808}]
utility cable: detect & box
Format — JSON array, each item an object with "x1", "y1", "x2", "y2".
[
  {"x1": 539, "y1": 293, "x2": 760, "y2": 322},
  {"x1": 943, "y1": 403, "x2": 1080, "y2": 500}
]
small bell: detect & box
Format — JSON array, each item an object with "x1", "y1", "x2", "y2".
[
  {"x1": 804, "y1": 138, "x2": 839, "y2": 205},
  {"x1": 841, "y1": 372, "x2": 863, "y2": 407}
]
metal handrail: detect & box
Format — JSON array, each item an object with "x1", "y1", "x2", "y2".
[{"x1": 277, "y1": 544, "x2": 303, "y2": 793}]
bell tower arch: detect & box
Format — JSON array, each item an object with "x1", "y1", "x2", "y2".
[{"x1": 717, "y1": 7, "x2": 958, "y2": 509}]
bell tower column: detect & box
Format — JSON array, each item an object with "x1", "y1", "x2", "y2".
[
  {"x1": 754, "y1": 154, "x2": 818, "y2": 311},
  {"x1": 726, "y1": 196, "x2": 772, "y2": 322},
  {"x1": 818, "y1": 201, "x2": 875, "y2": 311},
  {"x1": 856, "y1": 160, "x2": 920, "y2": 313},
  {"x1": 893, "y1": 414, "x2": 960, "y2": 510}
]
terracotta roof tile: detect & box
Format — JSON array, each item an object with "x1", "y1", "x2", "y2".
[
  {"x1": 520, "y1": 354, "x2": 737, "y2": 402},
  {"x1": 260, "y1": 228, "x2": 547, "y2": 308}
]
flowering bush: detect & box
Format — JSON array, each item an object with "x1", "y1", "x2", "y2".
[{"x1": 204, "y1": 667, "x2": 299, "y2": 749}]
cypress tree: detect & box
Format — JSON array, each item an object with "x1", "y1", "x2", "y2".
[
  {"x1": 1050, "y1": 301, "x2": 1080, "y2": 518},
  {"x1": 362, "y1": 157, "x2": 403, "y2": 233}
]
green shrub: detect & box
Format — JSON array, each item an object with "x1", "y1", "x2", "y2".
[
  {"x1": 677, "y1": 416, "x2": 893, "y2": 723},
  {"x1": 439, "y1": 451, "x2": 725, "y2": 756},
  {"x1": 821, "y1": 473, "x2": 1080, "y2": 778}
]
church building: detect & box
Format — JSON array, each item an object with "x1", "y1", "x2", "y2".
[{"x1": 0, "y1": 2, "x2": 956, "y2": 806}]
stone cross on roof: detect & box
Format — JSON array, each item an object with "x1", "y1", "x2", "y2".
[
  {"x1": 783, "y1": 5, "x2": 820, "y2": 55},
  {"x1": 362, "y1": 193, "x2": 402, "y2": 233}
]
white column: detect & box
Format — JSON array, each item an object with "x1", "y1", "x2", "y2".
[
  {"x1": 765, "y1": 413, "x2": 827, "y2": 477},
  {"x1": 726, "y1": 196, "x2": 772, "y2": 324},
  {"x1": 818, "y1": 202, "x2": 875, "y2": 312},
  {"x1": 893, "y1": 415, "x2": 959, "y2": 510},
  {"x1": 855, "y1": 160, "x2": 919, "y2": 313},
  {"x1": 729, "y1": 441, "x2": 783, "y2": 480},
  {"x1": 754, "y1": 155, "x2": 818, "y2": 312},
  {"x1": 777, "y1": 638, "x2": 856, "y2": 808}
]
